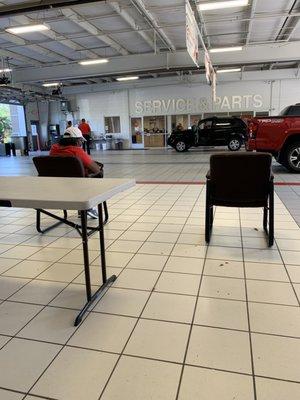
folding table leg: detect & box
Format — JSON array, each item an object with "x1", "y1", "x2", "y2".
[
  {"x1": 103, "y1": 201, "x2": 109, "y2": 225},
  {"x1": 74, "y1": 204, "x2": 117, "y2": 326}
]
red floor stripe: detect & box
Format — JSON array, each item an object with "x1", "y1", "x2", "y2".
[{"x1": 136, "y1": 180, "x2": 300, "y2": 186}]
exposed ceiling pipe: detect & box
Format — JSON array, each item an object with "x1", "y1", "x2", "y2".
[
  {"x1": 110, "y1": 1, "x2": 156, "y2": 51},
  {"x1": 61, "y1": 8, "x2": 130, "y2": 56},
  {"x1": 0, "y1": 0, "x2": 106, "y2": 16},
  {"x1": 130, "y1": 0, "x2": 176, "y2": 51}
]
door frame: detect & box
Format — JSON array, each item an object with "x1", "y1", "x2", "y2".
[
  {"x1": 30, "y1": 120, "x2": 41, "y2": 151},
  {"x1": 130, "y1": 117, "x2": 144, "y2": 149}
]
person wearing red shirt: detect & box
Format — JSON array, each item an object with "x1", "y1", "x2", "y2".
[
  {"x1": 50, "y1": 127, "x2": 101, "y2": 218},
  {"x1": 78, "y1": 118, "x2": 92, "y2": 155}
]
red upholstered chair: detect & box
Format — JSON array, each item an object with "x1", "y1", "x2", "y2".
[{"x1": 205, "y1": 152, "x2": 274, "y2": 247}]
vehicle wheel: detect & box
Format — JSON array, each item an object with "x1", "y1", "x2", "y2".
[
  {"x1": 284, "y1": 142, "x2": 300, "y2": 173},
  {"x1": 175, "y1": 141, "x2": 187, "y2": 152},
  {"x1": 228, "y1": 137, "x2": 242, "y2": 151}
]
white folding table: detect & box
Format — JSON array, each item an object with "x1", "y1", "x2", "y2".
[{"x1": 0, "y1": 176, "x2": 135, "y2": 325}]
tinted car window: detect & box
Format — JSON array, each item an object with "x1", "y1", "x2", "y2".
[
  {"x1": 280, "y1": 106, "x2": 300, "y2": 116},
  {"x1": 287, "y1": 106, "x2": 300, "y2": 116},
  {"x1": 280, "y1": 106, "x2": 289, "y2": 116},
  {"x1": 199, "y1": 120, "x2": 213, "y2": 129}
]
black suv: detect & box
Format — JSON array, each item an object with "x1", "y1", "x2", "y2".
[{"x1": 167, "y1": 116, "x2": 247, "y2": 152}]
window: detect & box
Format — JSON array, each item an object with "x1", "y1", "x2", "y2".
[
  {"x1": 286, "y1": 106, "x2": 300, "y2": 116},
  {"x1": 190, "y1": 115, "x2": 202, "y2": 127},
  {"x1": 143, "y1": 116, "x2": 166, "y2": 133},
  {"x1": 104, "y1": 116, "x2": 121, "y2": 134},
  {"x1": 131, "y1": 118, "x2": 143, "y2": 144},
  {"x1": 255, "y1": 111, "x2": 269, "y2": 117},
  {"x1": 0, "y1": 103, "x2": 26, "y2": 144},
  {"x1": 171, "y1": 115, "x2": 188, "y2": 131},
  {"x1": 199, "y1": 120, "x2": 213, "y2": 130}
]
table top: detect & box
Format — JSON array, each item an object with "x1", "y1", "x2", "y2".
[{"x1": 0, "y1": 176, "x2": 135, "y2": 210}]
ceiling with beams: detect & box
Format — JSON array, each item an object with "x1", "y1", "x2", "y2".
[{"x1": 0, "y1": 0, "x2": 300, "y2": 87}]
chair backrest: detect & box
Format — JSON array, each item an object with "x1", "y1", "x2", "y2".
[
  {"x1": 209, "y1": 152, "x2": 272, "y2": 205},
  {"x1": 33, "y1": 156, "x2": 85, "y2": 178}
]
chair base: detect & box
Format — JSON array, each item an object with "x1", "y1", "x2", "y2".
[{"x1": 205, "y1": 180, "x2": 274, "y2": 247}]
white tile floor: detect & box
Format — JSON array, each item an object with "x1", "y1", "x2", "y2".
[{"x1": 0, "y1": 183, "x2": 299, "y2": 400}]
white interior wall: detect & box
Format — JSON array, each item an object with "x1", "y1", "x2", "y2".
[
  {"x1": 45, "y1": 78, "x2": 300, "y2": 148},
  {"x1": 72, "y1": 91, "x2": 129, "y2": 138}
]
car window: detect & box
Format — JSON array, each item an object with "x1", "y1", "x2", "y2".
[
  {"x1": 287, "y1": 106, "x2": 300, "y2": 116},
  {"x1": 199, "y1": 120, "x2": 212, "y2": 129},
  {"x1": 279, "y1": 106, "x2": 290, "y2": 116}
]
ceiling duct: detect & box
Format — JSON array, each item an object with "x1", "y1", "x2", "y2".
[{"x1": 0, "y1": 85, "x2": 66, "y2": 104}]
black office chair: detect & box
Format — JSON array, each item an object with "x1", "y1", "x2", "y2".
[
  {"x1": 205, "y1": 152, "x2": 274, "y2": 247},
  {"x1": 33, "y1": 156, "x2": 109, "y2": 233}
]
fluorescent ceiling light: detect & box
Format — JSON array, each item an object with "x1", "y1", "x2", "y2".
[
  {"x1": 43, "y1": 82, "x2": 60, "y2": 87},
  {"x1": 0, "y1": 68, "x2": 12, "y2": 73},
  {"x1": 199, "y1": 0, "x2": 248, "y2": 11},
  {"x1": 209, "y1": 46, "x2": 243, "y2": 53},
  {"x1": 217, "y1": 68, "x2": 241, "y2": 73},
  {"x1": 6, "y1": 24, "x2": 49, "y2": 34},
  {"x1": 116, "y1": 76, "x2": 139, "y2": 81},
  {"x1": 79, "y1": 59, "x2": 109, "y2": 66}
]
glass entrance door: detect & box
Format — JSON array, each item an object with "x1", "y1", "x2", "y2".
[{"x1": 131, "y1": 117, "x2": 144, "y2": 148}]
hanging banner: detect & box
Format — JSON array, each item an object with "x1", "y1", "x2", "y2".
[
  {"x1": 204, "y1": 50, "x2": 217, "y2": 100},
  {"x1": 211, "y1": 70, "x2": 217, "y2": 102},
  {"x1": 204, "y1": 51, "x2": 211, "y2": 84},
  {"x1": 186, "y1": 1, "x2": 199, "y2": 67}
]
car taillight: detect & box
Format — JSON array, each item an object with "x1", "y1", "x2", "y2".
[{"x1": 248, "y1": 122, "x2": 258, "y2": 139}]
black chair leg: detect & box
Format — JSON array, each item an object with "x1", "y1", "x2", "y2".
[
  {"x1": 36, "y1": 209, "x2": 41, "y2": 233},
  {"x1": 103, "y1": 201, "x2": 109, "y2": 225},
  {"x1": 205, "y1": 181, "x2": 213, "y2": 243},
  {"x1": 210, "y1": 205, "x2": 213, "y2": 228},
  {"x1": 263, "y1": 206, "x2": 268, "y2": 233},
  {"x1": 268, "y1": 185, "x2": 274, "y2": 247}
]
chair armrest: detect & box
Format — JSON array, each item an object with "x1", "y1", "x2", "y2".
[
  {"x1": 206, "y1": 170, "x2": 211, "y2": 180},
  {"x1": 87, "y1": 161, "x2": 104, "y2": 178},
  {"x1": 95, "y1": 161, "x2": 104, "y2": 169},
  {"x1": 87, "y1": 170, "x2": 103, "y2": 178},
  {"x1": 270, "y1": 174, "x2": 274, "y2": 181}
]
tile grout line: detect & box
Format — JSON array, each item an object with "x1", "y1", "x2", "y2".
[
  {"x1": 22, "y1": 183, "x2": 189, "y2": 398},
  {"x1": 239, "y1": 207, "x2": 257, "y2": 400},
  {"x1": 19, "y1": 184, "x2": 168, "y2": 397},
  {"x1": 1, "y1": 184, "x2": 300, "y2": 398},
  {"x1": 173, "y1": 189, "x2": 212, "y2": 400},
  {"x1": 97, "y1": 184, "x2": 205, "y2": 400}
]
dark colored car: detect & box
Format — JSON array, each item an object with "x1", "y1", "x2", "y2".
[{"x1": 167, "y1": 116, "x2": 247, "y2": 152}]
